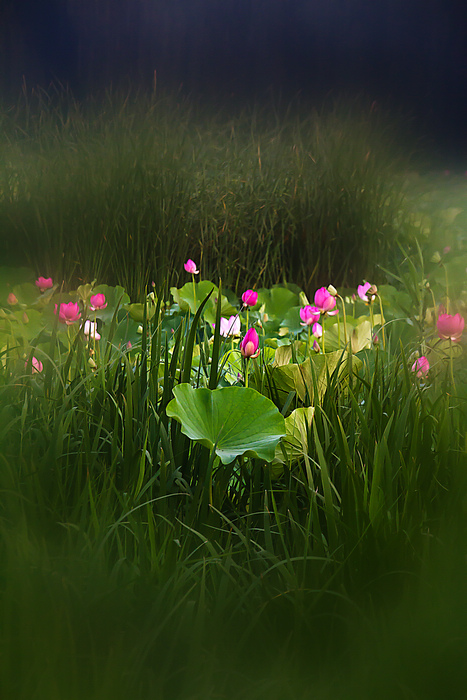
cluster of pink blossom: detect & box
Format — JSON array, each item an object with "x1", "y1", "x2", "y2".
[{"x1": 28, "y1": 263, "x2": 466, "y2": 383}]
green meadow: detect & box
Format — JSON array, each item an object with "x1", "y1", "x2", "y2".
[{"x1": 0, "y1": 90, "x2": 466, "y2": 699}]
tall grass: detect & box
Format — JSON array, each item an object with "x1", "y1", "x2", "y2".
[
  {"x1": 1, "y1": 88, "x2": 465, "y2": 698},
  {"x1": 0, "y1": 87, "x2": 415, "y2": 298},
  {"x1": 0, "y1": 282, "x2": 465, "y2": 698}
]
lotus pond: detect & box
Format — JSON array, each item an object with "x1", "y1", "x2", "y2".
[{"x1": 0, "y1": 92, "x2": 466, "y2": 700}]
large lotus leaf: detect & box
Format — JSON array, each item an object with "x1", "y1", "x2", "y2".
[
  {"x1": 125, "y1": 301, "x2": 157, "y2": 323},
  {"x1": 0, "y1": 267, "x2": 35, "y2": 306},
  {"x1": 0, "y1": 308, "x2": 45, "y2": 344},
  {"x1": 166, "y1": 383, "x2": 285, "y2": 464},
  {"x1": 429, "y1": 253, "x2": 467, "y2": 296},
  {"x1": 274, "y1": 342, "x2": 307, "y2": 367},
  {"x1": 377, "y1": 286, "x2": 413, "y2": 318},
  {"x1": 101, "y1": 309, "x2": 142, "y2": 354},
  {"x1": 264, "y1": 350, "x2": 361, "y2": 404},
  {"x1": 257, "y1": 286, "x2": 299, "y2": 321},
  {"x1": 171, "y1": 281, "x2": 217, "y2": 314},
  {"x1": 274, "y1": 406, "x2": 315, "y2": 468},
  {"x1": 10, "y1": 282, "x2": 42, "y2": 307},
  {"x1": 439, "y1": 207, "x2": 463, "y2": 225},
  {"x1": 204, "y1": 296, "x2": 238, "y2": 326},
  {"x1": 323, "y1": 317, "x2": 380, "y2": 353},
  {"x1": 279, "y1": 306, "x2": 303, "y2": 335},
  {"x1": 90, "y1": 284, "x2": 130, "y2": 323}
]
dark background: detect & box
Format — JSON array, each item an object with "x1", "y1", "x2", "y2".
[{"x1": 1, "y1": 0, "x2": 467, "y2": 164}]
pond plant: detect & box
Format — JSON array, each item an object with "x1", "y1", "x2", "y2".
[
  {"x1": 0, "y1": 91, "x2": 466, "y2": 699},
  {"x1": 0, "y1": 241, "x2": 465, "y2": 698}
]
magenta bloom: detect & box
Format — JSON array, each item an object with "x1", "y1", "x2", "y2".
[
  {"x1": 312, "y1": 322, "x2": 323, "y2": 338},
  {"x1": 184, "y1": 259, "x2": 199, "y2": 274},
  {"x1": 35, "y1": 276, "x2": 53, "y2": 293},
  {"x1": 25, "y1": 357, "x2": 43, "y2": 374},
  {"x1": 411, "y1": 356, "x2": 430, "y2": 378},
  {"x1": 89, "y1": 293, "x2": 107, "y2": 311},
  {"x1": 300, "y1": 305, "x2": 321, "y2": 327},
  {"x1": 240, "y1": 327, "x2": 260, "y2": 358},
  {"x1": 357, "y1": 282, "x2": 377, "y2": 303},
  {"x1": 54, "y1": 302, "x2": 81, "y2": 325},
  {"x1": 314, "y1": 287, "x2": 338, "y2": 315},
  {"x1": 242, "y1": 289, "x2": 258, "y2": 307},
  {"x1": 437, "y1": 313, "x2": 464, "y2": 341},
  {"x1": 218, "y1": 315, "x2": 241, "y2": 337}
]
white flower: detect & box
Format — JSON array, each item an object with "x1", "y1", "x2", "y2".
[{"x1": 83, "y1": 320, "x2": 101, "y2": 340}]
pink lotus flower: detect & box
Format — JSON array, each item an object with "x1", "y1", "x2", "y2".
[
  {"x1": 218, "y1": 315, "x2": 241, "y2": 337},
  {"x1": 300, "y1": 305, "x2": 321, "y2": 327},
  {"x1": 437, "y1": 313, "x2": 464, "y2": 341},
  {"x1": 242, "y1": 289, "x2": 258, "y2": 307},
  {"x1": 54, "y1": 302, "x2": 81, "y2": 325},
  {"x1": 83, "y1": 320, "x2": 101, "y2": 340},
  {"x1": 25, "y1": 357, "x2": 43, "y2": 374},
  {"x1": 357, "y1": 282, "x2": 377, "y2": 303},
  {"x1": 89, "y1": 293, "x2": 107, "y2": 311},
  {"x1": 35, "y1": 276, "x2": 53, "y2": 293},
  {"x1": 240, "y1": 327, "x2": 260, "y2": 358},
  {"x1": 184, "y1": 259, "x2": 199, "y2": 274},
  {"x1": 312, "y1": 322, "x2": 323, "y2": 338},
  {"x1": 314, "y1": 287, "x2": 338, "y2": 315},
  {"x1": 411, "y1": 356, "x2": 429, "y2": 378},
  {"x1": 7, "y1": 293, "x2": 18, "y2": 305}
]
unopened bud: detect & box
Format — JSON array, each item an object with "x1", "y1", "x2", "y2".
[{"x1": 327, "y1": 284, "x2": 337, "y2": 297}]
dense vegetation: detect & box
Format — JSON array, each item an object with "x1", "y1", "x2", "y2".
[{"x1": 0, "y1": 91, "x2": 466, "y2": 699}]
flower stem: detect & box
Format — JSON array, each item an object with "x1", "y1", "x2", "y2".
[
  {"x1": 192, "y1": 273, "x2": 197, "y2": 311},
  {"x1": 449, "y1": 338, "x2": 456, "y2": 393},
  {"x1": 377, "y1": 295, "x2": 386, "y2": 349},
  {"x1": 337, "y1": 294, "x2": 348, "y2": 349}
]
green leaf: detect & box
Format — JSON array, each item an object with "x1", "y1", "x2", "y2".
[
  {"x1": 274, "y1": 406, "x2": 315, "y2": 465},
  {"x1": 170, "y1": 281, "x2": 216, "y2": 314},
  {"x1": 265, "y1": 351, "x2": 361, "y2": 404},
  {"x1": 257, "y1": 286, "x2": 299, "y2": 321},
  {"x1": 166, "y1": 384, "x2": 286, "y2": 464}
]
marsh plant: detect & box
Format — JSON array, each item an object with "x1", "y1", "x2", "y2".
[
  {"x1": 0, "y1": 243, "x2": 466, "y2": 698},
  {"x1": 0, "y1": 90, "x2": 467, "y2": 699}
]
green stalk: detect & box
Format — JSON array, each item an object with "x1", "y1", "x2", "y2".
[
  {"x1": 449, "y1": 338, "x2": 456, "y2": 393},
  {"x1": 337, "y1": 293, "x2": 348, "y2": 349},
  {"x1": 192, "y1": 273, "x2": 197, "y2": 311},
  {"x1": 377, "y1": 294, "x2": 386, "y2": 349}
]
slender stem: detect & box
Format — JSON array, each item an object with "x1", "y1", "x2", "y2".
[
  {"x1": 192, "y1": 273, "x2": 197, "y2": 311},
  {"x1": 377, "y1": 295, "x2": 386, "y2": 349},
  {"x1": 244, "y1": 358, "x2": 249, "y2": 388},
  {"x1": 449, "y1": 338, "x2": 456, "y2": 393},
  {"x1": 337, "y1": 294, "x2": 348, "y2": 349},
  {"x1": 441, "y1": 262, "x2": 449, "y2": 313},
  {"x1": 429, "y1": 286, "x2": 438, "y2": 326}
]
